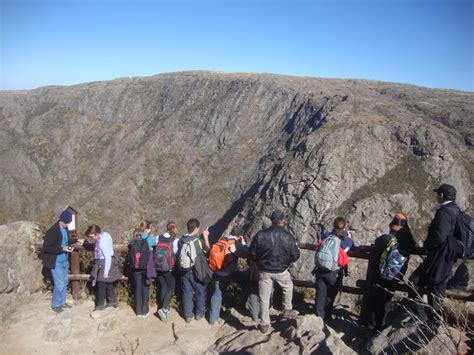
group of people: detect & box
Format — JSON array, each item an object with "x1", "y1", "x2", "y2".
[{"x1": 40, "y1": 183, "x2": 467, "y2": 334}]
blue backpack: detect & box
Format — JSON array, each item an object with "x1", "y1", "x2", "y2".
[{"x1": 379, "y1": 236, "x2": 408, "y2": 281}]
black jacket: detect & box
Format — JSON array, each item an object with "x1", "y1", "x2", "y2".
[
  {"x1": 416, "y1": 202, "x2": 460, "y2": 285},
  {"x1": 248, "y1": 225, "x2": 300, "y2": 273},
  {"x1": 42, "y1": 222, "x2": 77, "y2": 269}
]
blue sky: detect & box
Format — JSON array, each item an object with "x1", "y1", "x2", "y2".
[{"x1": 1, "y1": 0, "x2": 473, "y2": 91}]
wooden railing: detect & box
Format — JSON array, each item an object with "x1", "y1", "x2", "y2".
[{"x1": 37, "y1": 242, "x2": 474, "y2": 307}]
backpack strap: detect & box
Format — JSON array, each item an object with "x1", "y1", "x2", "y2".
[{"x1": 380, "y1": 236, "x2": 397, "y2": 264}]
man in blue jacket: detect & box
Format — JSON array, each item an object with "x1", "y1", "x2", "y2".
[{"x1": 42, "y1": 210, "x2": 82, "y2": 313}]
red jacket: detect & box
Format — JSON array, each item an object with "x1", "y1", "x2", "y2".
[{"x1": 315, "y1": 240, "x2": 350, "y2": 268}]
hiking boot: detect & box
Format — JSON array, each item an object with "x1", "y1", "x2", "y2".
[
  {"x1": 282, "y1": 309, "x2": 298, "y2": 318},
  {"x1": 185, "y1": 317, "x2": 193, "y2": 324},
  {"x1": 52, "y1": 307, "x2": 63, "y2": 313},
  {"x1": 258, "y1": 324, "x2": 270, "y2": 334},
  {"x1": 157, "y1": 308, "x2": 168, "y2": 322}
]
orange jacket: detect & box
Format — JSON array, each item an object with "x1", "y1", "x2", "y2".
[{"x1": 315, "y1": 240, "x2": 350, "y2": 268}]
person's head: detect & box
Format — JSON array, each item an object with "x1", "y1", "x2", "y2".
[
  {"x1": 270, "y1": 209, "x2": 285, "y2": 226},
  {"x1": 389, "y1": 213, "x2": 407, "y2": 232},
  {"x1": 230, "y1": 226, "x2": 244, "y2": 238},
  {"x1": 167, "y1": 221, "x2": 178, "y2": 237},
  {"x1": 85, "y1": 224, "x2": 102, "y2": 240},
  {"x1": 332, "y1": 217, "x2": 347, "y2": 239},
  {"x1": 135, "y1": 219, "x2": 152, "y2": 235},
  {"x1": 59, "y1": 210, "x2": 73, "y2": 228},
  {"x1": 433, "y1": 183, "x2": 457, "y2": 204},
  {"x1": 187, "y1": 218, "x2": 200, "y2": 234}
]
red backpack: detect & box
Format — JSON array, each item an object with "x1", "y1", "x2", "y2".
[{"x1": 208, "y1": 239, "x2": 236, "y2": 272}]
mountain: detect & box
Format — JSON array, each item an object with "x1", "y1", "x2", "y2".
[{"x1": 0, "y1": 72, "x2": 472, "y2": 276}]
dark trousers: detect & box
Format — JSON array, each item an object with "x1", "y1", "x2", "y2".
[
  {"x1": 407, "y1": 272, "x2": 448, "y2": 322},
  {"x1": 371, "y1": 278, "x2": 397, "y2": 329},
  {"x1": 96, "y1": 281, "x2": 117, "y2": 307},
  {"x1": 181, "y1": 270, "x2": 206, "y2": 320},
  {"x1": 156, "y1": 271, "x2": 176, "y2": 311},
  {"x1": 132, "y1": 270, "x2": 149, "y2": 316},
  {"x1": 315, "y1": 269, "x2": 341, "y2": 320}
]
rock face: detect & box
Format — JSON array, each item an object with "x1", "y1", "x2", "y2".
[
  {"x1": 0, "y1": 71, "x2": 472, "y2": 274},
  {"x1": 0, "y1": 221, "x2": 44, "y2": 323}
]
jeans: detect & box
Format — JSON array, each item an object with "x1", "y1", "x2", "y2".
[
  {"x1": 209, "y1": 271, "x2": 248, "y2": 322},
  {"x1": 246, "y1": 281, "x2": 260, "y2": 320},
  {"x1": 181, "y1": 270, "x2": 206, "y2": 320},
  {"x1": 259, "y1": 270, "x2": 293, "y2": 326},
  {"x1": 132, "y1": 270, "x2": 150, "y2": 315},
  {"x1": 96, "y1": 281, "x2": 117, "y2": 307},
  {"x1": 51, "y1": 259, "x2": 69, "y2": 308},
  {"x1": 156, "y1": 271, "x2": 176, "y2": 310}
]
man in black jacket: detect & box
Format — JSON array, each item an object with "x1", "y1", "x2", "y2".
[
  {"x1": 42, "y1": 210, "x2": 82, "y2": 313},
  {"x1": 248, "y1": 209, "x2": 300, "y2": 334},
  {"x1": 402, "y1": 184, "x2": 460, "y2": 328}
]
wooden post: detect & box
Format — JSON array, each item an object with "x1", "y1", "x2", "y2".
[{"x1": 70, "y1": 249, "x2": 80, "y2": 301}]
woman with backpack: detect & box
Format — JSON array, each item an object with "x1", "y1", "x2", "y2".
[
  {"x1": 313, "y1": 217, "x2": 350, "y2": 322},
  {"x1": 129, "y1": 219, "x2": 157, "y2": 318},
  {"x1": 154, "y1": 222, "x2": 179, "y2": 322},
  {"x1": 86, "y1": 224, "x2": 122, "y2": 311}
]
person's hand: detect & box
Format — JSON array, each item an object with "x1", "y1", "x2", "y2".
[
  {"x1": 77, "y1": 239, "x2": 84, "y2": 245},
  {"x1": 63, "y1": 246, "x2": 74, "y2": 253},
  {"x1": 202, "y1": 227, "x2": 210, "y2": 240}
]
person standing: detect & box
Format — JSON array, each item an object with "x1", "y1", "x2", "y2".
[
  {"x1": 42, "y1": 210, "x2": 83, "y2": 313},
  {"x1": 155, "y1": 222, "x2": 179, "y2": 322},
  {"x1": 313, "y1": 217, "x2": 350, "y2": 321},
  {"x1": 248, "y1": 209, "x2": 300, "y2": 334},
  {"x1": 129, "y1": 219, "x2": 156, "y2": 318},
  {"x1": 86, "y1": 224, "x2": 122, "y2": 311},
  {"x1": 176, "y1": 218, "x2": 210, "y2": 323},
  {"x1": 360, "y1": 213, "x2": 415, "y2": 330},
  {"x1": 403, "y1": 184, "x2": 460, "y2": 328}
]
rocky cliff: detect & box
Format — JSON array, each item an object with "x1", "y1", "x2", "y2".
[{"x1": 0, "y1": 71, "x2": 473, "y2": 281}]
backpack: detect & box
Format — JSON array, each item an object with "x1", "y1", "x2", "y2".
[
  {"x1": 127, "y1": 236, "x2": 151, "y2": 270},
  {"x1": 194, "y1": 245, "x2": 213, "y2": 284},
  {"x1": 208, "y1": 239, "x2": 236, "y2": 272},
  {"x1": 453, "y1": 210, "x2": 474, "y2": 259},
  {"x1": 447, "y1": 262, "x2": 469, "y2": 290},
  {"x1": 315, "y1": 235, "x2": 340, "y2": 272},
  {"x1": 379, "y1": 236, "x2": 408, "y2": 281},
  {"x1": 178, "y1": 238, "x2": 200, "y2": 270},
  {"x1": 154, "y1": 235, "x2": 175, "y2": 272}
]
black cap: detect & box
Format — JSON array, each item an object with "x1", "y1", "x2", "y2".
[
  {"x1": 270, "y1": 209, "x2": 285, "y2": 222},
  {"x1": 433, "y1": 183, "x2": 457, "y2": 200}
]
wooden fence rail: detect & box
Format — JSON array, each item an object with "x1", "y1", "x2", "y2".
[{"x1": 37, "y1": 242, "x2": 473, "y2": 306}]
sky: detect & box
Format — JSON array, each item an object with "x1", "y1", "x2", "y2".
[{"x1": 1, "y1": 0, "x2": 473, "y2": 91}]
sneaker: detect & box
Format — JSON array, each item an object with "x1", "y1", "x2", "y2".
[
  {"x1": 137, "y1": 314, "x2": 143, "y2": 318},
  {"x1": 52, "y1": 307, "x2": 63, "y2": 313},
  {"x1": 142, "y1": 312, "x2": 150, "y2": 319},
  {"x1": 157, "y1": 309, "x2": 168, "y2": 322},
  {"x1": 401, "y1": 318, "x2": 420, "y2": 328},
  {"x1": 185, "y1": 317, "x2": 193, "y2": 324},
  {"x1": 209, "y1": 318, "x2": 224, "y2": 326},
  {"x1": 94, "y1": 305, "x2": 107, "y2": 311},
  {"x1": 282, "y1": 309, "x2": 298, "y2": 318},
  {"x1": 106, "y1": 302, "x2": 118, "y2": 308},
  {"x1": 258, "y1": 324, "x2": 270, "y2": 334},
  {"x1": 195, "y1": 314, "x2": 204, "y2": 321},
  {"x1": 62, "y1": 303, "x2": 73, "y2": 309}
]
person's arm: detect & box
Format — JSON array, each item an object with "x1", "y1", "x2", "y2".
[
  {"x1": 248, "y1": 235, "x2": 258, "y2": 261},
  {"x1": 101, "y1": 233, "x2": 114, "y2": 277},
  {"x1": 234, "y1": 241, "x2": 249, "y2": 259},
  {"x1": 43, "y1": 227, "x2": 65, "y2": 255},
  {"x1": 290, "y1": 237, "x2": 300, "y2": 262},
  {"x1": 202, "y1": 228, "x2": 211, "y2": 250}
]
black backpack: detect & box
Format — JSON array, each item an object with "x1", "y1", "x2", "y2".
[
  {"x1": 454, "y1": 210, "x2": 474, "y2": 259},
  {"x1": 127, "y1": 236, "x2": 151, "y2": 270}
]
